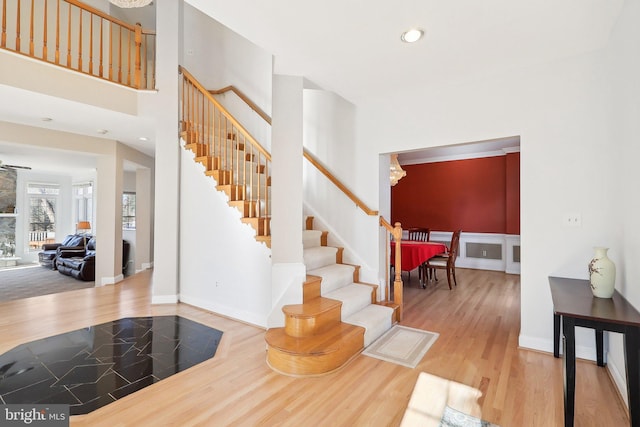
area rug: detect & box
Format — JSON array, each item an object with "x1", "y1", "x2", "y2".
[
  {"x1": 440, "y1": 406, "x2": 500, "y2": 427},
  {"x1": 400, "y1": 372, "x2": 500, "y2": 427},
  {"x1": 0, "y1": 264, "x2": 94, "y2": 302},
  {"x1": 362, "y1": 325, "x2": 439, "y2": 368}
]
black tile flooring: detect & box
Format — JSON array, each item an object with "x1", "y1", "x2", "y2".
[{"x1": 0, "y1": 316, "x2": 223, "y2": 415}]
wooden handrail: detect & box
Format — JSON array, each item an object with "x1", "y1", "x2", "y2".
[
  {"x1": 180, "y1": 66, "x2": 271, "y2": 161},
  {"x1": 209, "y1": 86, "x2": 272, "y2": 125},
  {"x1": 0, "y1": 0, "x2": 156, "y2": 89},
  {"x1": 303, "y1": 149, "x2": 378, "y2": 216},
  {"x1": 207, "y1": 78, "x2": 376, "y2": 219},
  {"x1": 380, "y1": 217, "x2": 403, "y2": 321}
]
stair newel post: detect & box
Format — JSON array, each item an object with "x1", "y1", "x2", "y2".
[{"x1": 392, "y1": 222, "x2": 403, "y2": 321}]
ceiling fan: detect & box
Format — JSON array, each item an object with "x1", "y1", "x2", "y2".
[{"x1": 0, "y1": 160, "x2": 32, "y2": 171}]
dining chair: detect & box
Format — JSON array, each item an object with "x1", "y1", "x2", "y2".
[
  {"x1": 407, "y1": 227, "x2": 430, "y2": 242},
  {"x1": 425, "y1": 229, "x2": 461, "y2": 289},
  {"x1": 406, "y1": 227, "x2": 430, "y2": 282}
]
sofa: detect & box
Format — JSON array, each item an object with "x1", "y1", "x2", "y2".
[
  {"x1": 56, "y1": 236, "x2": 96, "y2": 281},
  {"x1": 38, "y1": 234, "x2": 89, "y2": 269},
  {"x1": 56, "y1": 238, "x2": 130, "y2": 281}
]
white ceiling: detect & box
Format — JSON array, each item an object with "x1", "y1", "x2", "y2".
[{"x1": 0, "y1": 0, "x2": 625, "y2": 172}]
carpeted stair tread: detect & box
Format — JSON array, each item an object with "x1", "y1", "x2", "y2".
[
  {"x1": 307, "y1": 264, "x2": 356, "y2": 294},
  {"x1": 303, "y1": 230, "x2": 323, "y2": 249},
  {"x1": 324, "y1": 284, "x2": 374, "y2": 319},
  {"x1": 344, "y1": 304, "x2": 394, "y2": 347},
  {"x1": 303, "y1": 246, "x2": 338, "y2": 270},
  {"x1": 265, "y1": 322, "x2": 364, "y2": 355}
]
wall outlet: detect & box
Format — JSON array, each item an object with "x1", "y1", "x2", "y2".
[{"x1": 563, "y1": 213, "x2": 582, "y2": 227}]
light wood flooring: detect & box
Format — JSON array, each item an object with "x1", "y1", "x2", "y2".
[{"x1": 0, "y1": 268, "x2": 629, "y2": 426}]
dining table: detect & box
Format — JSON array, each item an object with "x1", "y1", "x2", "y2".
[{"x1": 390, "y1": 240, "x2": 447, "y2": 287}]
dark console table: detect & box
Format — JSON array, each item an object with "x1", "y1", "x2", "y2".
[{"x1": 550, "y1": 276, "x2": 640, "y2": 427}]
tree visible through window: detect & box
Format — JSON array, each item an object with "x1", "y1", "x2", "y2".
[
  {"x1": 122, "y1": 193, "x2": 136, "y2": 230},
  {"x1": 27, "y1": 183, "x2": 59, "y2": 251}
]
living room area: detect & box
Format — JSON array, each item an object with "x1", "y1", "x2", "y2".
[{"x1": 0, "y1": 143, "x2": 150, "y2": 303}]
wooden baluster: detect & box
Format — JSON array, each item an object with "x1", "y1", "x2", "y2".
[
  {"x1": 1, "y1": 0, "x2": 6, "y2": 48},
  {"x1": 151, "y1": 34, "x2": 156, "y2": 88},
  {"x1": 15, "y1": 0, "x2": 20, "y2": 51},
  {"x1": 99, "y1": 19, "x2": 103, "y2": 77},
  {"x1": 126, "y1": 28, "x2": 131, "y2": 86},
  {"x1": 77, "y1": 9, "x2": 82, "y2": 71},
  {"x1": 134, "y1": 23, "x2": 141, "y2": 88},
  {"x1": 108, "y1": 22, "x2": 112, "y2": 81},
  {"x1": 42, "y1": 0, "x2": 47, "y2": 59},
  {"x1": 142, "y1": 34, "x2": 147, "y2": 88},
  {"x1": 88, "y1": 13, "x2": 93, "y2": 74},
  {"x1": 66, "y1": 2, "x2": 71, "y2": 67},
  {"x1": 117, "y1": 26, "x2": 122, "y2": 83},
  {"x1": 55, "y1": 0, "x2": 59, "y2": 64},
  {"x1": 29, "y1": 0, "x2": 34, "y2": 55},
  {"x1": 200, "y1": 91, "x2": 203, "y2": 145}
]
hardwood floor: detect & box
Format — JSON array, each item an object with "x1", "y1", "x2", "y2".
[{"x1": 0, "y1": 268, "x2": 629, "y2": 426}]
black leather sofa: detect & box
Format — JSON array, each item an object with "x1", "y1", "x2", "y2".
[
  {"x1": 56, "y1": 237, "x2": 96, "y2": 281},
  {"x1": 56, "y1": 238, "x2": 130, "y2": 281},
  {"x1": 38, "y1": 234, "x2": 89, "y2": 269}
]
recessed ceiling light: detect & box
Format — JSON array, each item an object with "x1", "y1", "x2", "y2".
[
  {"x1": 138, "y1": 136, "x2": 149, "y2": 141},
  {"x1": 401, "y1": 28, "x2": 424, "y2": 43},
  {"x1": 97, "y1": 129, "x2": 108, "y2": 135}
]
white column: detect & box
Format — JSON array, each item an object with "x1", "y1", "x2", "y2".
[
  {"x1": 135, "y1": 167, "x2": 152, "y2": 272},
  {"x1": 151, "y1": 0, "x2": 182, "y2": 303},
  {"x1": 95, "y1": 153, "x2": 123, "y2": 285},
  {"x1": 268, "y1": 75, "x2": 306, "y2": 328}
]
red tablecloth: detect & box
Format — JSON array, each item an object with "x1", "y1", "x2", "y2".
[{"x1": 390, "y1": 241, "x2": 447, "y2": 271}]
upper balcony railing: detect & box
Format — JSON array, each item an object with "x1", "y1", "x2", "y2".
[{"x1": 1, "y1": 0, "x2": 155, "y2": 89}]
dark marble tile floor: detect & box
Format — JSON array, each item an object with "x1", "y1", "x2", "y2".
[{"x1": 0, "y1": 316, "x2": 223, "y2": 415}]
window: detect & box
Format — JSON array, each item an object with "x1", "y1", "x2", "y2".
[
  {"x1": 27, "y1": 183, "x2": 60, "y2": 251},
  {"x1": 122, "y1": 192, "x2": 136, "y2": 230},
  {"x1": 73, "y1": 182, "x2": 93, "y2": 226}
]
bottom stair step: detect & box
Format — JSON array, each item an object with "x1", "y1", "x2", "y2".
[
  {"x1": 265, "y1": 323, "x2": 364, "y2": 376},
  {"x1": 344, "y1": 304, "x2": 394, "y2": 347}
]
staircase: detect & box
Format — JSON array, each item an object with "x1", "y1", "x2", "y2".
[
  {"x1": 180, "y1": 66, "x2": 401, "y2": 376},
  {"x1": 180, "y1": 67, "x2": 272, "y2": 247},
  {"x1": 264, "y1": 217, "x2": 397, "y2": 376}
]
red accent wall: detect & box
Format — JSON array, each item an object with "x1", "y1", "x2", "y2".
[{"x1": 391, "y1": 155, "x2": 520, "y2": 234}]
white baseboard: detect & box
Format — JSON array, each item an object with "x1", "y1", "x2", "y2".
[
  {"x1": 518, "y1": 334, "x2": 597, "y2": 361},
  {"x1": 99, "y1": 274, "x2": 124, "y2": 286},
  {"x1": 607, "y1": 353, "x2": 629, "y2": 407},
  {"x1": 136, "y1": 262, "x2": 154, "y2": 274},
  {"x1": 180, "y1": 294, "x2": 266, "y2": 328},
  {"x1": 152, "y1": 294, "x2": 178, "y2": 304}
]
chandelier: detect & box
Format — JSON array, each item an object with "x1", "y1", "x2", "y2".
[
  {"x1": 390, "y1": 154, "x2": 407, "y2": 186},
  {"x1": 109, "y1": 0, "x2": 153, "y2": 8}
]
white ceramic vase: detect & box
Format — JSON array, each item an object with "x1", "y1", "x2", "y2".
[{"x1": 588, "y1": 247, "x2": 616, "y2": 298}]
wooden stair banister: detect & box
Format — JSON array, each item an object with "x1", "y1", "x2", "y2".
[
  {"x1": 380, "y1": 217, "x2": 403, "y2": 321},
  {"x1": 0, "y1": 0, "x2": 156, "y2": 89},
  {"x1": 179, "y1": 66, "x2": 272, "y2": 247},
  {"x1": 303, "y1": 149, "x2": 378, "y2": 216},
  {"x1": 209, "y1": 85, "x2": 272, "y2": 126}
]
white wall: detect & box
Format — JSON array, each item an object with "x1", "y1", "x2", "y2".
[
  {"x1": 302, "y1": 89, "x2": 380, "y2": 283},
  {"x1": 182, "y1": 4, "x2": 272, "y2": 151},
  {"x1": 179, "y1": 147, "x2": 272, "y2": 327},
  {"x1": 358, "y1": 49, "x2": 618, "y2": 359},
  {"x1": 605, "y1": 0, "x2": 640, "y2": 404}
]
